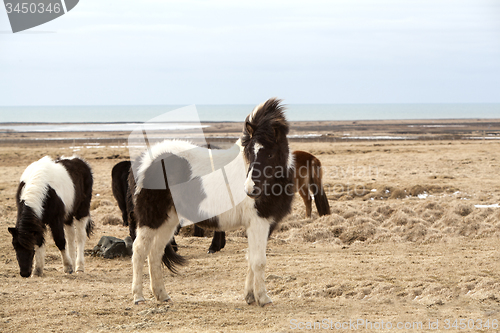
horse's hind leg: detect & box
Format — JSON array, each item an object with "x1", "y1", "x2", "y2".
[
  {"x1": 63, "y1": 220, "x2": 76, "y2": 269},
  {"x1": 53, "y1": 224, "x2": 73, "y2": 274},
  {"x1": 148, "y1": 210, "x2": 178, "y2": 302},
  {"x1": 33, "y1": 244, "x2": 46, "y2": 276},
  {"x1": 245, "y1": 218, "x2": 272, "y2": 307},
  {"x1": 208, "y1": 231, "x2": 226, "y2": 253},
  {"x1": 297, "y1": 178, "x2": 312, "y2": 218},
  {"x1": 132, "y1": 226, "x2": 155, "y2": 304},
  {"x1": 299, "y1": 190, "x2": 312, "y2": 218},
  {"x1": 74, "y1": 216, "x2": 90, "y2": 272}
]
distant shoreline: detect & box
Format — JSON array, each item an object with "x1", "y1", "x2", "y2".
[
  {"x1": 1, "y1": 117, "x2": 500, "y2": 126},
  {"x1": 1, "y1": 103, "x2": 499, "y2": 123},
  {"x1": 1, "y1": 117, "x2": 500, "y2": 127},
  {"x1": 0, "y1": 118, "x2": 499, "y2": 146}
]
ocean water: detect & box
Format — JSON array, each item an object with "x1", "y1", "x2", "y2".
[{"x1": 0, "y1": 104, "x2": 498, "y2": 132}]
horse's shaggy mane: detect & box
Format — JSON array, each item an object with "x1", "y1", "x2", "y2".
[
  {"x1": 16, "y1": 198, "x2": 46, "y2": 249},
  {"x1": 241, "y1": 98, "x2": 294, "y2": 227},
  {"x1": 241, "y1": 98, "x2": 289, "y2": 159}
]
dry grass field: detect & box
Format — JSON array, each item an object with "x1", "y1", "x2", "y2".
[{"x1": 1, "y1": 133, "x2": 500, "y2": 332}]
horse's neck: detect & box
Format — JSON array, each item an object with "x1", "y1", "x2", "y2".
[{"x1": 208, "y1": 144, "x2": 243, "y2": 170}]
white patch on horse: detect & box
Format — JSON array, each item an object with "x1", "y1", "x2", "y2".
[
  {"x1": 222, "y1": 152, "x2": 248, "y2": 207},
  {"x1": 20, "y1": 156, "x2": 75, "y2": 218},
  {"x1": 135, "y1": 140, "x2": 196, "y2": 195},
  {"x1": 253, "y1": 142, "x2": 263, "y2": 156},
  {"x1": 198, "y1": 168, "x2": 233, "y2": 218},
  {"x1": 242, "y1": 142, "x2": 263, "y2": 196},
  {"x1": 244, "y1": 166, "x2": 255, "y2": 195},
  {"x1": 287, "y1": 150, "x2": 295, "y2": 169}
]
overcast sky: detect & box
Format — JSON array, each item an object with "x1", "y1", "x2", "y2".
[{"x1": 0, "y1": 0, "x2": 499, "y2": 106}]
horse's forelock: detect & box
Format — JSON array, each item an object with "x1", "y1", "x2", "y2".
[
  {"x1": 251, "y1": 98, "x2": 287, "y2": 131},
  {"x1": 242, "y1": 99, "x2": 291, "y2": 169},
  {"x1": 242, "y1": 98, "x2": 289, "y2": 150}
]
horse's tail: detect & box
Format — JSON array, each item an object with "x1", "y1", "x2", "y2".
[
  {"x1": 162, "y1": 242, "x2": 187, "y2": 274},
  {"x1": 309, "y1": 157, "x2": 330, "y2": 216},
  {"x1": 85, "y1": 217, "x2": 95, "y2": 238}
]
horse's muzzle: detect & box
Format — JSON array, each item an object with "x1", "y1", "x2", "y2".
[
  {"x1": 20, "y1": 270, "x2": 31, "y2": 278},
  {"x1": 245, "y1": 187, "x2": 261, "y2": 199}
]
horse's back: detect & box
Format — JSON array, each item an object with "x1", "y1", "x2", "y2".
[
  {"x1": 293, "y1": 150, "x2": 321, "y2": 168},
  {"x1": 19, "y1": 156, "x2": 75, "y2": 218},
  {"x1": 112, "y1": 160, "x2": 131, "y2": 207},
  {"x1": 112, "y1": 160, "x2": 131, "y2": 184},
  {"x1": 56, "y1": 157, "x2": 93, "y2": 219}
]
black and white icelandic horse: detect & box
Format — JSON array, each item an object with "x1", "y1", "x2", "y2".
[
  {"x1": 8, "y1": 156, "x2": 93, "y2": 277},
  {"x1": 129, "y1": 98, "x2": 294, "y2": 306},
  {"x1": 112, "y1": 159, "x2": 225, "y2": 253},
  {"x1": 188, "y1": 150, "x2": 331, "y2": 253}
]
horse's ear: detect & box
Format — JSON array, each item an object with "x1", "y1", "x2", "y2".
[
  {"x1": 245, "y1": 121, "x2": 255, "y2": 137},
  {"x1": 8, "y1": 227, "x2": 17, "y2": 236}
]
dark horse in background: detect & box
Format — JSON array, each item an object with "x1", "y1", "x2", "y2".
[
  {"x1": 111, "y1": 160, "x2": 131, "y2": 227},
  {"x1": 112, "y1": 150, "x2": 329, "y2": 253},
  {"x1": 8, "y1": 156, "x2": 93, "y2": 277},
  {"x1": 128, "y1": 98, "x2": 294, "y2": 306}
]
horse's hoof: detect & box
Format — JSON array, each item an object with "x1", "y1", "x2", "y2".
[
  {"x1": 134, "y1": 300, "x2": 146, "y2": 305},
  {"x1": 162, "y1": 298, "x2": 173, "y2": 304},
  {"x1": 245, "y1": 293, "x2": 256, "y2": 305},
  {"x1": 262, "y1": 302, "x2": 273, "y2": 307}
]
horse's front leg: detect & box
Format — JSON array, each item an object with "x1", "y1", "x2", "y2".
[
  {"x1": 245, "y1": 218, "x2": 272, "y2": 306},
  {"x1": 33, "y1": 244, "x2": 46, "y2": 276},
  {"x1": 53, "y1": 221, "x2": 73, "y2": 274}
]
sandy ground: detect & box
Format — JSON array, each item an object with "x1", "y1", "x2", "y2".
[{"x1": 1, "y1": 129, "x2": 500, "y2": 332}]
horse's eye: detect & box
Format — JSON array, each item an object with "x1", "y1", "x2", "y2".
[{"x1": 268, "y1": 154, "x2": 273, "y2": 158}]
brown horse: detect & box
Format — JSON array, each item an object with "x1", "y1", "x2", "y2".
[{"x1": 292, "y1": 150, "x2": 330, "y2": 218}]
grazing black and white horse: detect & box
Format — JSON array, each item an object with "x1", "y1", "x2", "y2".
[
  {"x1": 129, "y1": 98, "x2": 294, "y2": 306},
  {"x1": 8, "y1": 156, "x2": 93, "y2": 277}
]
